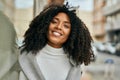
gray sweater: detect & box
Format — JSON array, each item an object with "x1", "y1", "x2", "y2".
[
  {"x1": 19, "y1": 45, "x2": 82, "y2": 80},
  {"x1": 36, "y1": 44, "x2": 71, "y2": 80}
]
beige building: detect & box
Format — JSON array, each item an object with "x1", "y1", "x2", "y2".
[
  {"x1": 77, "y1": 10, "x2": 94, "y2": 39},
  {"x1": 93, "y1": 0, "x2": 120, "y2": 42},
  {"x1": 103, "y1": 0, "x2": 120, "y2": 42},
  {"x1": 93, "y1": 0, "x2": 106, "y2": 41}
]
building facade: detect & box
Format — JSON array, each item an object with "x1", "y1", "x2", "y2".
[
  {"x1": 103, "y1": 0, "x2": 120, "y2": 43},
  {"x1": 93, "y1": 0, "x2": 106, "y2": 41},
  {"x1": 93, "y1": 0, "x2": 120, "y2": 43}
]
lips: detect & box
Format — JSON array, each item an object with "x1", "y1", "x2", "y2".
[{"x1": 52, "y1": 31, "x2": 62, "y2": 37}]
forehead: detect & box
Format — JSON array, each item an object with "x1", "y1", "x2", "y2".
[{"x1": 53, "y1": 12, "x2": 70, "y2": 21}]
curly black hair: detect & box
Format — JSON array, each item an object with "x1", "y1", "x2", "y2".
[{"x1": 21, "y1": 4, "x2": 94, "y2": 66}]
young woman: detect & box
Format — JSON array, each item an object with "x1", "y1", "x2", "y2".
[{"x1": 19, "y1": 4, "x2": 94, "y2": 80}]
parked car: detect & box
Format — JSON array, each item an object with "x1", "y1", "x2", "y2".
[
  {"x1": 115, "y1": 42, "x2": 120, "y2": 56},
  {"x1": 93, "y1": 41, "x2": 106, "y2": 52},
  {"x1": 103, "y1": 42, "x2": 116, "y2": 54}
]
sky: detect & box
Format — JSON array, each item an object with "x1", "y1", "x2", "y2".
[
  {"x1": 15, "y1": 0, "x2": 93, "y2": 11},
  {"x1": 67, "y1": 0, "x2": 94, "y2": 11},
  {"x1": 15, "y1": 0, "x2": 33, "y2": 8}
]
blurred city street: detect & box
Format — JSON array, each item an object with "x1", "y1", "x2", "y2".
[
  {"x1": 0, "y1": 0, "x2": 120, "y2": 80},
  {"x1": 84, "y1": 52, "x2": 120, "y2": 80}
]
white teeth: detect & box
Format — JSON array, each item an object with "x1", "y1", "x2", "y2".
[{"x1": 53, "y1": 32, "x2": 61, "y2": 36}]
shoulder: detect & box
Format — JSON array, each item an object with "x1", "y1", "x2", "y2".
[
  {"x1": 18, "y1": 52, "x2": 35, "y2": 70},
  {"x1": 19, "y1": 51, "x2": 35, "y2": 62},
  {"x1": 18, "y1": 52, "x2": 44, "y2": 80},
  {"x1": 18, "y1": 52, "x2": 35, "y2": 78},
  {"x1": 19, "y1": 51, "x2": 28, "y2": 64}
]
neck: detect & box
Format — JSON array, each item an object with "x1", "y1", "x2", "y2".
[{"x1": 47, "y1": 42, "x2": 62, "y2": 48}]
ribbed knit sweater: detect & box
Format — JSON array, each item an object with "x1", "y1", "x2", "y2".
[{"x1": 36, "y1": 44, "x2": 71, "y2": 80}]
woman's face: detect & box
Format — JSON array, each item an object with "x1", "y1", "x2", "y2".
[{"x1": 47, "y1": 12, "x2": 71, "y2": 48}]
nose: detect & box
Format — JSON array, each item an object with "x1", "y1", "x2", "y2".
[{"x1": 56, "y1": 23, "x2": 62, "y2": 30}]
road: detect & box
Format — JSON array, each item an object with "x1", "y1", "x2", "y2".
[{"x1": 82, "y1": 52, "x2": 120, "y2": 80}]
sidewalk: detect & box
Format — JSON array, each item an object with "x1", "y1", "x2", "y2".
[{"x1": 82, "y1": 53, "x2": 120, "y2": 80}]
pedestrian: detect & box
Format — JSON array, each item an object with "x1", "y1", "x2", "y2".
[
  {"x1": 19, "y1": 3, "x2": 94, "y2": 80},
  {"x1": 104, "y1": 58, "x2": 115, "y2": 80}
]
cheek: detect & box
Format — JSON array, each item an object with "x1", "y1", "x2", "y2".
[
  {"x1": 63, "y1": 30, "x2": 71, "y2": 41},
  {"x1": 66, "y1": 29, "x2": 71, "y2": 36}
]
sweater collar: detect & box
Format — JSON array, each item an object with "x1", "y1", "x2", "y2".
[
  {"x1": 43, "y1": 44, "x2": 77, "y2": 66},
  {"x1": 41, "y1": 44, "x2": 64, "y2": 56}
]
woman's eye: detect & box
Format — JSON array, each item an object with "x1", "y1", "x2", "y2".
[
  {"x1": 51, "y1": 20, "x2": 57, "y2": 24},
  {"x1": 64, "y1": 25, "x2": 70, "y2": 29}
]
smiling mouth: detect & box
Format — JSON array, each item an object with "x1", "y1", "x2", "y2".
[{"x1": 52, "y1": 31, "x2": 62, "y2": 37}]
